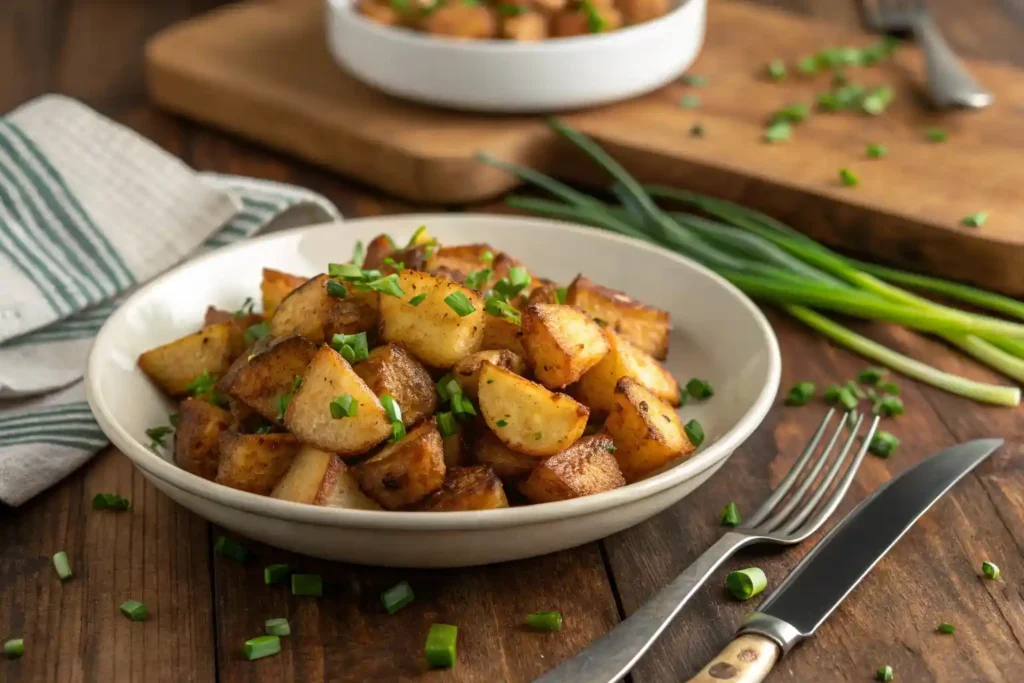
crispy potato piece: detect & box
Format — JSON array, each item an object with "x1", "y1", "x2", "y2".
[
  {"x1": 138, "y1": 322, "x2": 238, "y2": 396},
  {"x1": 605, "y1": 377, "x2": 694, "y2": 482},
  {"x1": 261, "y1": 268, "x2": 307, "y2": 318},
  {"x1": 422, "y1": 4, "x2": 499, "y2": 38},
  {"x1": 362, "y1": 234, "x2": 398, "y2": 269},
  {"x1": 378, "y1": 270, "x2": 485, "y2": 368},
  {"x1": 315, "y1": 460, "x2": 382, "y2": 510},
  {"x1": 473, "y1": 429, "x2": 540, "y2": 480},
  {"x1": 551, "y1": 6, "x2": 622, "y2": 36},
  {"x1": 227, "y1": 398, "x2": 268, "y2": 433},
  {"x1": 418, "y1": 466, "x2": 509, "y2": 511},
  {"x1": 523, "y1": 303, "x2": 610, "y2": 389},
  {"x1": 566, "y1": 275, "x2": 670, "y2": 359},
  {"x1": 527, "y1": 282, "x2": 561, "y2": 306},
  {"x1": 353, "y1": 344, "x2": 437, "y2": 426},
  {"x1": 219, "y1": 335, "x2": 317, "y2": 423},
  {"x1": 174, "y1": 397, "x2": 232, "y2": 480},
  {"x1": 357, "y1": 0, "x2": 402, "y2": 25},
  {"x1": 216, "y1": 431, "x2": 300, "y2": 495},
  {"x1": 353, "y1": 418, "x2": 446, "y2": 509},
  {"x1": 574, "y1": 330, "x2": 680, "y2": 414},
  {"x1": 452, "y1": 349, "x2": 525, "y2": 399},
  {"x1": 442, "y1": 431, "x2": 467, "y2": 468},
  {"x1": 519, "y1": 433, "x2": 625, "y2": 503},
  {"x1": 271, "y1": 446, "x2": 342, "y2": 505},
  {"x1": 322, "y1": 290, "x2": 379, "y2": 341},
  {"x1": 477, "y1": 362, "x2": 589, "y2": 457},
  {"x1": 203, "y1": 309, "x2": 263, "y2": 357},
  {"x1": 284, "y1": 345, "x2": 392, "y2": 455},
  {"x1": 481, "y1": 315, "x2": 526, "y2": 357},
  {"x1": 618, "y1": 0, "x2": 670, "y2": 24},
  {"x1": 269, "y1": 274, "x2": 359, "y2": 344},
  {"x1": 502, "y1": 11, "x2": 548, "y2": 40},
  {"x1": 203, "y1": 306, "x2": 234, "y2": 327},
  {"x1": 424, "y1": 244, "x2": 496, "y2": 285}
]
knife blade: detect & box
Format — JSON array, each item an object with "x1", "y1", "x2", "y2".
[{"x1": 686, "y1": 438, "x2": 1002, "y2": 683}]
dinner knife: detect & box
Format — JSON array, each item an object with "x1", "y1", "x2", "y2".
[{"x1": 685, "y1": 437, "x2": 1003, "y2": 683}]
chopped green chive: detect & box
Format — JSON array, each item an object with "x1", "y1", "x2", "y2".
[
  {"x1": 436, "y1": 374, "x2": 459, "y2": 402},
  {"x1": 681, "y1": 73, "x2": 707, "y2": 87},
  {"x1": 451, "y1": 392, "x2": 478, "y2": 421},
  {"x1": 383, "y1": 256, "x2": 405, "y2": 271},
  {"x1": 496, "y1": 419, "x2": 508, "y2": 427},
  {"x1": 876, "y1": 665, "x2": 894, "y2": 681},
  {"x1": 858, "y1": 367, "x2": 886, "y2": 385},
  {"x1": 679, "y1": 95, "x2": 701, "y2": 109},
  {"x1": 381, "y1": 394, "x2": 403, "y2": 424},
  {"x1": 186, "y1": 369, "x2": 217, "y2": 398},
  {"x1": 580, "y1": 0, "x2": 605, "y2": 32},
  {"x1": 936, "y1": 622, "x2": 955, "y2": 634},
  {"x1": 785, "y1": 381, "x2": 816, "y2": 406},
  {"x1": 330, "y1": 393, "x2": 359, "y2": 419},
  {"x1": 816, "y1": 91, "x2": 841, "y2": 111},
  {"x1": 861, "y1": 86, "x2": 893, "y2": 115},
  {"x1": 326, "y1": 280, "x2": 348, "y2": 298},
  {"x1": 425, "y1": 624, "x2": 458, "y2": 669},
  {"x1": 168, "y1": 411, "x2": 180, "y2": 427},
  {"x1": 215, "y1": 536, "x2": 250, "y2": 563},
  {"x1": 869, "y1": 430, "x2": 900, "y2": 458},
  {"x1": 481, "y1": 250, "x2": 495, "y2": 263},
  {"x1": 52, "y1": 551, "x2": 72, "y2": 581},
  {"x1": 533, "y1": 431, "x2": 543, "y2": 440},
  {"x1": 244, "y1": 321, "x2": 271, "y2": 345},
  {"x1": 350, "y1": 240, "x2": 366, "y2": 266},
  {"x1": 823, "y1": 384, "x2": 841, "y2": 403},
  {"x1": 525, "y1": 611, "x2": 563, "y2": 631},
  {"x1": 555, "y1": 287, "x2": 568, "y2": 304},
  {"x1": 767, "y1": 59, "x2": 786, "y2": 81},
  {"x1": 265, "y1": 618, "x2": 291, "y2": 637},
  {"x1": 878, "y1": 381, "x2": 900, "y2": 395},
  {"x1": 720, "y1": 501, "x2": 741, "y2": 527},
  {"x1": 331, "y1": 332, "x2": 369, "y2": 362},
  {"x1": 982, "y1": 561, "x2": 1000, "y2": 580},
  {"x1": 276, "y1": 375, "x2": 303, "y2": 421},
  {"x1": 407, "y1": 226, "x2": 428, "y2": 248},
  {"x1": 797, "y1": 56, "x2": 818, "y2": 74},
  {"x1": 390, "y1": 420, "x2": 407, "y2": 443},
  {"x1": 92, "y1": 493, "x2": 130, "y2": 511},
  {"x1": 764, "y1": 120, "x2": 791, "y2": 143},
  {"x1": 243, "y1": 635, "x2": 281, "y2": 660},
  {"x1": 120, "y1": 599, "x2": 148, "y2": 621},
  {"x1": 484, "y1": 296, "x2": 521, "y2": 325},
  {"x1": 291, "y1": 574, "x2": 323, "y2": 597},
  {"x1": 3, "y1": 638, "x2": 23, "y2": 659},
  {"x1": 836, "y1": 387, "x2": 858, "y2": 411},
  {"x1": 605, "y1": 444, "x2": 617, "y2": 453},
  {"x1": 264, "y1": 563, "x2": 292, "y2": 584},
  {"x1": 689, "y1": 123, "x2": 705, "y2": 138},
  {"x1": 145, "y1": 425, "x2": 172, "y2": 450},
  {"x1": 409, "y1": 293, "x2": 427, "y2": 307},
  {"x1": 329, "y1": 262, "x2": 365, "y2": 279},
  {"x1": 234, "y1": 297, "x2": 256, "y2": 316},
  {"x1": 684, "y1": 419, "x2": 705, "y2": 447},
  {"x1": 726, "y1": 567, "x2": 767, "y2": 600},
  {"x1": 839, "y1": 168, "x2": 859, "y2": 187},
  {"x1": 962, "y1": 212, "x2": 987, "y2": 228},
  {"x1": 355, "y1": 273, "x2": 404, "y2": 297},
  {"x1": 491, "y1": 267, "x2": 531, "y2": 300},
  {"x1": 845, "y1": 380, "x2": 867, "y2": 400},
  {"x1": 381, "y1": 581, "x2": 415, "y2": 614},
  {"x1": 437, "y1": 411, "x2": 459, "y2": 437},
  {"x1": 771, "y1": 103, "x2": 809, "y2": 124},
  {"x1": 686, "y1": 378, "x2": 713, "y2": 400},
  {"x1": 926, "y1": 128, "x2": 948, "y2": 143},
  {"x1": 866, "y1": 143, "x2": 887, "y2": 159},
  {"x1": 444, "y1": 291, "x2": 476, "y2": 317},
  {"x1": 877, "y1": 395, "x2": 904, "y2": 417},
  {"x1": 464, "y1": 267, "x2": 493, "y2": 291}
]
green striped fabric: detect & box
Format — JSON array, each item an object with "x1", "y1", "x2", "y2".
[{"x1": 0, "y1": 402, "x2": 107, "y2": 451}]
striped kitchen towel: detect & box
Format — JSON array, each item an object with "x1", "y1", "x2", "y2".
[{"x1": 0, "y1": 95, "x2": 340, "y2": 506}]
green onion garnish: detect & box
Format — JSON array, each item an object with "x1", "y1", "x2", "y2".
[
  {"x1": 606, "y1": 444, "x2": 617, "y2": 453},
  {"x1": 265, "y1": 618, "x2": 291, "y2": 637},
  {"x1": 764, "y1": 120, "x2": 791, "y2": 143},
  {"x1": 926, "y1": 128, "x2": 948, "y2": 143},
  {"x1": 355, "y1": 273, "x2": 404, "y2": 297},
  {"x1": 816, "y1": 91, "x2": 841, "y2": 111},
  {"x1": 145, "y1": 425, "x2": 172, "y2": 449},
  {"x1": 234, "y1": 297, "x2": 256, "y2": 316},
  {"x1": 92, "y1": 493, "x2": 130, "y2": 511},
  {"x1": 689, "y1": 123, "x2": 705, "y2": 138},
  {"x1": 390, "y1": 421, "x2": 407, "y2": 442},
  {"x1": 383, "y1": 256, "x2": 405, "y2": 270},
  {"x1": 331, "y1": 332, "x2": 369, "y2": 362},
  {"x1": 492, "y1": 267, "x2": 531, "y2": 299},
  {"x1": 350, "y1": 240, "x2": 366, "y2": 266},
  {"x1": 186, "y1": 369, "x2": 217, "y2": 397},
  {"x1": 120, "y1": 599, "x2": 148, "y2": 621},
  {"x1": 451, "y1": 392, "x2": 477, "y2": 420},
  {"x1": 982, "y1": 561, "x2": 1000, "y2": 580},
  {"x1": 720, "y1": 501, "x2": 741, "y2": 527},
  {"x1": 481, "y1": 250, "x2": 495, "y2": 263},
  {"x1": 381, "y1": 581, "x2": 415, "y2": 614},
  {"x1": 784, "y1": 381, "x2": 815, "y2": 406},
  {"x1": 243, "y1": 635, "x2": 281, "y2": 660},
  {"x1": 52, "y1": 551, "x2": 72, "y2": 581},
  {"x1": 169, "y1": 411, "x2": 180, "y2": 427},
  {"x1": 767, "y1": 59, "x2": 786, "y2": 81},
  {"x1": 836, "y1": 387, "x2": 859, "y2": 411},
  {"x1": 684, "y1": 419, "x2": 705, "y2": 447},
  {"x1": 3, "y1": 638, "x2": 23, "y2": 659},
  {"x1": 823, "y1": 384, "x2": 841, "y2": 403},
  {"x1": 444, "y1": 291, "x2": 476, "y2": 317},
  {"x1": 936, "y1": 622, "x2": 955, "y2": 634},
  {"x1": 328, "y1": 262, "x2": 364, "y2": 279},
  {"x1": 244, "y1": 322, "x2": 271, "y2": 345},
  {"x1": 496, "y1": 419, "x2": 508, "y2": 427},
  {"x1": 409, "y1": 293, "x2": 427, "y2": 307},
  {"x1": 861, "y1": 86, "x2": 893, "y2": 115},
  {"x1": 679, "y1": 95, "x2": 701, "y2": 109},
  {"x1": 845, "y1": 380, "x2": 867, "y2": 400},
  {"x1": 484, "y1": 296, "x2": 521, "y2": 325},
  {"x1": 797, "y1": 56, "x2": 818, "y2": 74},
  {"x1": 291, "y1": 574, "x2": 323, "y2": 597},
  {"x1": 866, "y1": 143, "x2": 887, "y2": 159},
  {"x1": 326, "y1": 280, "x2": 348, "y2": 299},
  {"x1": 436, "y1": 374, "x2": 459, "y2": 402},
  {"x1": 555, "y1": 287, "x2": 568, "y2": 304},
  {"x1": 726, "y1": 567, "x2": 767, "y2": 600},
  {"x1": 407, "y1": 225, "x2": 428, "y2": 247},
  {"x1": 681, "y1": 73, "x2": 707, "y2": 86},
  {"x1": 868, "y1": 430, "x2": 899, "y2": 458},
  {"x1": 330, "y1": 394, "x2": 358, "y2": 419},
  {"x1": 878, "y1": 396, "x2": 904, "y2": 417},
  {"x1": 878, "y1": 381, "x2": 900, "y2": 395},
  {"x1": 876, "y1": 665, "x2": 894, "y2": 681},
  {"x1": 686, "y1": 378, "x2": 713, "y2": 400},
  {"x1": 264, "y1": 563, "x2": 292, "y2": 584},
  {"x1": 962, "y1": 212, "x2": 987, "y2": 228},
  {"x1": 525, "y1": 611, "x2": 563, "y2": 632},
  {"x1": 381, "y1": 394, "x2": 403, "y2": 424},
  {"x1": 839, "y1": 168, "x2": 859, "y2": 187},
  {"x1": 276, "y1": 375, "x2": 303, "y2": 421},
  {"x1": 215, "y1": 536, "x2": 250, "y2": 563},
  {"x1": 425, "y1": 624, "x2": 458, "y2": 669},
  {"x1": 464, "y1": 268, "x2": 493, "y2": 290},
  {"x1": 858, "y1": 367, "x2": 886, "y2": 384},
  {"x1": 770, "y1": 103, "x2": 809, "y2": 124}
]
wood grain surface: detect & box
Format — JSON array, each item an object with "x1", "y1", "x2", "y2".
[{"x1": 3, "y1": 1, "x2": 1024, "y2": 682}]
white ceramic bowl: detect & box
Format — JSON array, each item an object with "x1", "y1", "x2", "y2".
[
  {"x1": 86, "y1": 214, "x2": 779, "y2": 567},
  {"x1": 325, "y1": 0, "x2": 706, "y2": 112}
]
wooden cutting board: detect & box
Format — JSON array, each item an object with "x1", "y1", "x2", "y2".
[{"x1": 145, "y1": 0, "x2": 1024, "y2": 295}]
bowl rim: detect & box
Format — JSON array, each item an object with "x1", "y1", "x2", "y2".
[
  {"x1": 86, "y1": 213, "x2": 780, "y2": 531},
  {"x1": 328, "y1": 0, "x2": 700, "y2": 53}
]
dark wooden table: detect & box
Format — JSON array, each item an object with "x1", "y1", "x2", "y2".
[{"x1": 3, "y1": 1, "x2": 1024, "y2": 681}]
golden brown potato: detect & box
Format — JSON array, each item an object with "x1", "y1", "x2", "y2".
[
  {"x1": 353, "y1": 418, "x2": 446, "y2": 509},
  {"x1": 574, "y1": 330, "x2": 680, "y2": 414},
  {"x1": 566, "y1": 275, "x2": 670, "y2": 359},
  {"x1": 418, "y1": 466, "x2": 509, "y2": 511},
  {"x1": 227, "y1": 397, "x2": 267, "y2": 433},
  {"x1": 357, "y1": 0, "x2": 402, "y2": 25},
  {"x1": 138, "y1": 322, "x2": 238, "y2": 396},
  {"x1": 322, "y1": 290, "x2": 379, "y2": 341},
  {"x1": 219, "y1": 335, "x2": 318, "y2": 423},
  {"x1": 269, "y1": 274, "x2": 363, "y2": 344},
  {"x1": 477, "y1": 362, "x2": 589, "y2": 457},
  {"x1": 378, "y1": 269, "x2": 485, "y2": 368},
  {"x1": 422, "y1": 3, "x2": 499, "y2": 38},
  {"x1": 261, "y1": 268, "x2": 307, "y2": 318},
  {"x1": 481, "y1": 315, "x2": 526, "y2": 357},
  {"x1": 284, "y1": 345, "x2": 392, "y2": 455},
  {"x1": 362, "y1": 234, "x2": 398, "y2": 270},
  {"x1": 551, "y1": 6, "x2": 622, "y2": 37},
  {"x1": 316, "y1": 460, "x2": 383, "y2": 509},
  {"x1": 617, "y1": 0, "x2": 669, "y2": 24},
  {"x1": 531, "y1": 0, "x2": 567, "y2": 12},
  {"x1": 423, "y1": 244, "x2": 495, "y2": 285},
  {"x1": 174, "y1": 397, "x2": 232, "y2": 480},
  {"x1": 522, "y1": 303, "x2": 610, "y2": 389},
  {"x1": 353, "y1": 344, "x2": 437, "y2": 426},
  {"x1": 527, "y1": 282, "x2": 561, "y2": 306},
  {"x1": 452, "y1": 349, "x2": 525, "y2": 399},
  {"x1": 442, "y1": 431, "x2": 467, "y2": 468},
  {"x1": 203, "y1": 306, "x2": 234, "y2": 327},
  {"x1": 519, "y1": 433, "x2": 625, "y2": 503},
  {"x1": 202, "y1": 309, "x2": 263, "y2": 358},
  {"x1": 502, "y1": 11, "x2": 548, "y2": 40},
  {"x1": 473, "y1": 429, "x2": 540, "y2": 480},
  {"x1": 271, "y1": 446, "x2": 341, "y2": 505},
  {"x1": 216, "y1": 431, "x2": 300, "y2": 495},
  {"x1": 605, "y1": 376, "x2": 694, "y2": 482}
]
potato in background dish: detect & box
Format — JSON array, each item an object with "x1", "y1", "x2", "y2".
[
  {"x1": 422, "y1": 2, "x2": 499, "y2": 39},
  {"x1": 617, "y1": 0, "x2": 669, "y2": 25},
  {"x1": 551, "y1": 4, "x2": 622, "y2": 37}
]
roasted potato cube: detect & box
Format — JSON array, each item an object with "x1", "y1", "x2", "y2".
[
  {"x1": 523, "y1": 303, "x2": 610, "y2": 389},
  {"x1": 566, "y1": 275, "x2": 670, "y2": 359},
  {"x1": 422, "y1": 4, "x2": 499, "y2": 39},
  {"x1": 322, "y1": 290, "x2": 378, "y2": 341},
  {"x1": 315, "y1": 460, "x2": 383, "y2": 510},
  {"x1": 423, "y1": 243, "x2": 497, "y2": 286},
  {"x1": 551, "y1": 6, "x2": 622, "y2": 37},
  {"x1": 269, "y1": 274, "x2": 361, "y2": 344},
  {"x1": 378, "y1": 270, "x2": 485, "y2": 368},
  {"x1": 362, "y1": 234, "x2": 398, "y2": 269},
  {"x1": 502, "y1": 11, "x2": 548, "y2": 40},
  {"x1": 452, "y1": 349, "x2": 525, "y2": 399},
  {"x1": 216, "y1": 431, "x2": 300, "y2": 495},
  {"x1": 481, "y1": 315, "x2": 526, "y2": 357},
  {"x1": 203, "y1": 306, "x2": 234, "y2": 327},
  {"x1": 271, "y1": 446, "x2": 342, "y2": 505},
  {"x1": 261, "y1": 268, "x2": 307, "y2": 318},
  {"x1": 353, "y1": 418, "x2": 446, "y2": 509},
  {"x1": 574, "y1": 330, "x2": 680, "y2": 414},
  {"x1": 473, "y1": 429, "x2": 540, "y2": 480},
  {"x1": 527, "y1": 282, "x2": 561, "y2": 306},
  {"x1": 203, "y1": 309, "x2": 263, "y2": 357},
  {"x1": 605, "y1": 377, "x2": 694, "y2": 482},
  {"x1": 174, "y1": 397, "x2": 232, "y2": 480},
  {"x1": 284, "y1": 345, "x2": 392, "y2": 455},
  {"x1": 353, "y1": 344, "x2": 437, "y2": 426},
  {"x1": 478, "y1": 362, "x2": 589, "y2": 457},
  {"x1": 219, "y1": 335, "x2": 318, "y2": 423},
  {"x1": 138, "y1": 322, "x2": 238, "y2": 396},
  {"x1": 618, "y1": 0, "x2": 670, "y2": 24},
  {"x1": 418, "y1": 466, "x2": 509, "y2": 511},
  {"x1": 357, "y1": 0, "x2": 402, "y2": 25},
  {"x1": 226, "y1": 398, "x2": 270, "y2": 433},
  {"x1": 442, "y1": 431, "x2": 467, "y2": 468},
  {"x1": 519, "y1": 433, "x2": 625, "y2": 503}
]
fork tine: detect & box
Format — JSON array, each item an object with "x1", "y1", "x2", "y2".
[
  {"x1": 743, "y1": 409, "x2": 836, "y2": 527},
  {"x1": 790, "y1": 415, "x2": 880, "y2": 538}
]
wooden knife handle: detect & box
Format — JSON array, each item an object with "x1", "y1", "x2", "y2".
[{"x1": 685, "y1": 634, "x2": 780, "y2": 683}]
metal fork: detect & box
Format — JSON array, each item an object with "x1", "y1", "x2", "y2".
[
  {"x1": 862, "y1": 0, "x2": 992, "y2": 108},
  {"x1": 535, "y1": 409, "x2": 879, "y2": 683}
]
